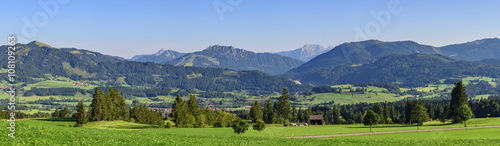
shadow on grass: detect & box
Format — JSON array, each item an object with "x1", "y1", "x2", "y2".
[
  {"x1": 104, "y1": 125, "x2": 159, "y2": 130},
  {"x1": 35, "y1": 117, "x2": 75, "y2": 122},
  {"x1": 346, "y1": 125, "x2": 414, "y2": 128}
]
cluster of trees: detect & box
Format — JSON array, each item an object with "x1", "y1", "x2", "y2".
[
  {"x1": 249, "y1": 89, "x2": 303, "y2": 125},
  {"x1": 24, "y1": 87, "x2": 87, "y2": 96},
  {"x1": 169, "y1": 93, "x2": 240, "y2": 128},
  {"x1": 130, "y1": 100, "x2": 164, "y2": 125},
  {"x1": 53, "y1": 107, "x2": 71, "y2": 118},
  {"x1": 88, "y1": 87, "x2": 172, "y2": 99},
  {"x1": 89, "y1": 88, "x2": 129, "y2": 121},
  {"x1": 73, "y1": 87, "x2": 164, "y2": 127}
]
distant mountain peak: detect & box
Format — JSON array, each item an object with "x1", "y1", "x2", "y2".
[
  {"x1": 130, "y1": 49, "x2": 185, "y2": 63},
  {"x1": 28, "y1": 40, "x2": 56, "y2": 49},
  {"x1": 276, "y1": 44, "x2": 333, "y2": 62}
]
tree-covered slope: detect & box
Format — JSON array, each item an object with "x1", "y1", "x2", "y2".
[
  {"x1": 440, "y1": 38, "x2": 500, "y2": 61},
  {"x1": 299, "y1": 54, "x2": 500, "y2": 87},
  {"x1": 167, "y1": 45, "x2": 304, "y2": 75},
  {"x1": 0, "y1": 42, "x2": 307, "y2": 94},
  {"x1": 284, "y1": 40, "x2": 439, "y2": 79}
]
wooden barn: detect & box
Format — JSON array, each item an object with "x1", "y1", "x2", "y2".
[{"x1": 309, "y1": 115, "x2": 324, "y2": 125}]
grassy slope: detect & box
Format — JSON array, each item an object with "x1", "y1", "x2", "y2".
[{"x1": 2, "y1": 118, "x2": 500, "y2": 145}]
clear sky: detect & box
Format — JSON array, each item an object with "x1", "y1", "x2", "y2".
[{"x1": 1, "y1": 0, "x2": 499, "y2": 59}]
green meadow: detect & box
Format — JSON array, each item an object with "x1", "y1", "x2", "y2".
[{"x1": 2, "y1": 117, "x2": 500, "y2": 145}]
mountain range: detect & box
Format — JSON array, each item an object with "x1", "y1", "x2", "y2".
[
  {"x1": 166, "y1": 45, "x2": 304, "y2": 75},
  {"x1": 0, "y1": 41, "x2": 305, "y2": 94},
  {"x1": 299, "y1": 54, "x2": 500, "y2": 87},
  {"x1": 285, "y1": 38, "x2": 500, "y2": 80},
  {"x1": 3, "y1": 38, "x2": 500, "y2": 91}
]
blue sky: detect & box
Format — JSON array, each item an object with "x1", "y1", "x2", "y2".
[{"x1": 2, "y1": 0, "x2": 499, "y2": 58}]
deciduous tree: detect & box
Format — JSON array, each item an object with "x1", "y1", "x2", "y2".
[
  {"x1": 363, "y1": 110, "x2": 380, "y2": 132},
  {"x1": 459, "y1": 104, "x2": 473, "y2": 127}
]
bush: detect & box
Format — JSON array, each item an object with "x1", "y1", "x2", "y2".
[
  {"x1": 165, "y1": 120, "x2": 175, "y2": 128},
  {"x1": 386, "y1": 118, "x2": 393, "y2": 124},
  {"x1": 347, "y1": 119, "x2": 355, "y2": 124},
  {"x1": 283, "y1": 120, "x2": 291, "y2": 127}
]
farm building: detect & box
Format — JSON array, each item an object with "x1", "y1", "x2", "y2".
[{"x1": 309, "y1": 115, "x2": 324, "y2": 125}]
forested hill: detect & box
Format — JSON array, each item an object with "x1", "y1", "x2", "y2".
[
  {"x1": 439, "y1": 38, "x2": 500, "y2": 61},
  {"x1": 0, "y1": 41, "x2": 307, "y2": 94},
  {"x1": 299, "y1": 54, "x2": 500, "y2": 87},
  {"x1": 130, "y1": 49, "x2": 185, "y2": 63},
  {"x1": 284, "y1": 40, "x2": 439, "y2": 79},
  {"x1": 284, "y1": 38, "x2": 500, "y2": 80},
  {"x1": 166, "y1": 45, "x2": 304, "y2": 75}
]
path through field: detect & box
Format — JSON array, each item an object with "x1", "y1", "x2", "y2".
[{"x1": 283, "y1": 125, "x2": 500, "y2": 138}]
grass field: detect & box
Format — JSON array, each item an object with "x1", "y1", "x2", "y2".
[{"x1": 2, "y1": 117, "x2": 500, "y2": 145}]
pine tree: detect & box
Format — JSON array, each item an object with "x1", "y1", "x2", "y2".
[
  {"x1": 263, "y1": 100, "x2": 273, "y2": 124},
  {"x1": 170, "y1": 95, "x2": 184, "y2": 124},
  {"x1": 428, "y1": 103, "x2": 435, "y2": 119},
  {"x1": 131, "y1": 100, "x2": 139, "y2": 122},
  {"x1": 383, "y1": 101, "x2": 390, "y2": 123},
  {"x1": 54, "y1": 109, "x2": 60, "y2": 117},
  {"x1": 90, "y1": 87, "x2": 106, "y2": 121},
  {"x1": 74, "y1": 101, "x2": 88, "y2": 127},
  {"x1": 372, "y1": 103, "x2": 384, "y2": 123},
  {"x1": 187, "y1": 93, "x2": 200, "y2": 117},
  {"x1": 405, "y1": 100, "x2": 414, "y2": 124},
  {"x1": 204, "y1": 106, "x2": 215, "y2": 126},
  {"x1": 332, "y1": 105, "x2": 341, "y2": 124},
  {"x1": 61, "y1": 107, "x2": 70, "y2": 118},
  {"x1": 250, "y1": 101, "x2": 263, "y2": 121},
  {"x1": 390, "y1": 105, "x2": 399, "y2": 123},
  {"x1": 277, "y1": 88, "x2": 291, "y2": 122},
  {"x1": 297, "y1": 108, "x2": 303, "y2": 123},
  {"x1": 306, "y1": 107, "x2": 312, "y2": 123},
  {"x1": 449, "y1": 81, "x2": 468, "y2": 123},
  {"x1": 291, "y1": 104, "x2": 297, "y2": 123}
]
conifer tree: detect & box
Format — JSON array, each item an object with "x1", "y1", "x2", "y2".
[
  {"x1": 332, "y1": 105, "x2": 341, "y2": 124},
  {"x1": 277, "y1": 88, "x2": 291, "y2": 122},
  {"x1": 54, "y1": 109, "x2": 60, "y2": 117},
  {"x1": 75, "y1": 101, "x2": 88, "y2": 127},
  {"x1": 306, "y1": 107, "x2": 312, "y2": 123},
  {"x1": 449, "y1": 81, "x2": 468, "y2": 123},
  {"x1": 250, "y1": 101, "x2": 263, "y2": 121},
  {"x1": 263, "y1": 100, "x2": 273, "y2": 124},
  {"x1": 383, "y1": 101, "x2": 390, "y2": 122},
  {"x1": 187, "y1": 93, "x2": 200, "y2": 117},
  {"x1": 61, "y1": 107, "x2": 70, "y2": 118},
  {"x1": 170, "y1": 95, "x2": 184, "y2": 124},
  {"x1": 297, "y1": 108, "x2": 303, "y2": 123},
  {"x1": 90, "y1": 87, "x2": 106, "y2": 121}
]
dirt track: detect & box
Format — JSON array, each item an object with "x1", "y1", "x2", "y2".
[{"x1": 283, "y1": 125, "x2": 500, "y2": 138}]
